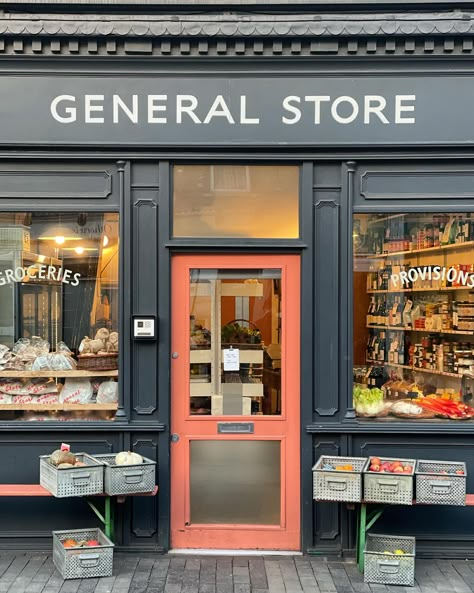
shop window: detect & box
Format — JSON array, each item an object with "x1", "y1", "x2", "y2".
[
  {"x1": 0, "y1": 212, "x2": 119, "y2": 421},
  {"x1": 353, "y1": 213, "x2": 474, "y2": 422},
  {"x1": 173, "y1": 165, "x2": 299, "y2": 239}
]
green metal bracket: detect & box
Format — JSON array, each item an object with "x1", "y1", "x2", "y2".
[
  {"x1": 356, "y1": 503, "x2": 385, "y2": 573},
  {"x1": 86, "y1": 497, "x2": 115, "y2": 541}
]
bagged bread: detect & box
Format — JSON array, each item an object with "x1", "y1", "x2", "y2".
[
  {"x1": 59, "y1": 379, "x2": 93, "y2": 404},
  {"x1": 96, "y1": 381, "x2": 118, "y2": 403}
]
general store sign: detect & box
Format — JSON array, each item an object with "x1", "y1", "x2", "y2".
[{"x1": 2, "y1": 75, "x2": 474, "y2": 146}]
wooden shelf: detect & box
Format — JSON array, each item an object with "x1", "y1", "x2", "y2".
[
  {"x1": 0, "y1": 403, "x2": 118, "y2": 411},
  {"x1": 371, "y1": 240, "x2": 474, "y2": 259},
  {"x1": 0, "y1": 370, "x2": 118, "y2": 378},
  {"x1": 381, "y1": 362, "x2": 463, "y2": 379},
  {"x1": 367, "y1": 286, "x2": 471, "y2": 294},
  {"x1": 366, "y1": 325, "x2": 473, "y2": 336}
]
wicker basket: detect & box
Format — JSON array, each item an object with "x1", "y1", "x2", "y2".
[
  {"x1": 53, "y1": 528, "x2": 113, "y2": 580},
  {"x1": 415, "y1": 459, "x2": 466, "y2": 506},
  {"x1": 76, "y1": 353, "x2": 118, "y2": 371},
  {"x1": 0, "y1": 225, "x2": 30, "y2": 251},
  {"x1": 40, "y1": 453, "x2": 104, "y2": 498},
  {"x1": 312, "y1": 456, "x2": 369, "y2": 503},
  {"x1": 364, "y1": 533, "x2": 415, "y2": 587},
  {"x1": 364, "y1": 457, "x2": 415, "y2": 505},
  {"x1": 90, "y1": 454, "x2": 156, "y2": 496}
]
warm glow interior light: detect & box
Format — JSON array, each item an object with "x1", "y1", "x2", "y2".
[
  {"x1": 37, "y1": 255, "x2": 46, "y2": 263},
  {"x1": 75, "y1": 246, "x2": 84, "y2": 255},
  {"x1": 54, "y1": 236, "x2": 65, "y2": 245},
  {"x1": 103, "y1": 235, "x2": 109, "y2": 247}
]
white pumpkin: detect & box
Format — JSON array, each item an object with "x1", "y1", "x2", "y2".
[{"x1": 115, "y1": 451, "x2": 143, "y2": 465}]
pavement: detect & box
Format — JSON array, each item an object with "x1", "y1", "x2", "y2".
[{"x1": 2, "y1": 553, "x2": 474, "y2": 593}]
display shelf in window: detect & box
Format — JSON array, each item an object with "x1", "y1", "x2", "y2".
[
  {"x1": 0, "y1": 403, "x2": 118, "y2": 411},
  {"x1": 371, "y1": 240, "x2": 474, "y2": 259},
  {"x1": 0, "y1": 370, "x2": 118, "y2": 378},
  {"x1": 366, "y1": 325, "x2": 474, "y2": 336},
  {"x1": 368, "y1": 287, "x2": 472, "y2": 294}
]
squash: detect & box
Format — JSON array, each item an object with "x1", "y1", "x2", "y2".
[
  {"x1": 115, "y1": 451, "x2": 143, "y2": 465},
  {"x1": 57, "y1": 463, "x2": 75, "y2": 469},
  {"x1": 49, "y1": 449, "x2": 77, "y2": 467}
]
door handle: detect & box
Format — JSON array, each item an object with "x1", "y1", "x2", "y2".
[{"x1": 171, "y1": 433, "x2": 180, "y2": 443}]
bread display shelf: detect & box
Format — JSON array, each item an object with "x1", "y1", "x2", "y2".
[
  {"x1": 0, "y1": 403, "x2": 118, "y2": 411},
  {"x1": 0, "y1": 370, "x2": 118, "y2": 378}
]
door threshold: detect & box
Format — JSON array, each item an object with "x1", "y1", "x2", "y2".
[{"x1": 169, "y1": 549, "x2": 303, "y2": 556}]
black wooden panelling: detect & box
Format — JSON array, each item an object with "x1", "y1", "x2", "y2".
[
  {"x1": 313, "y1": 438, "x2": 341, "y2": 551},
  {"x1": 131, "y1": 184, "x2": 159, "y2": 420},
  {"x1": 0, "y1": 432, "x2": 119, "y2": 545},
  {"x1": 355, "y1": 162, "x2": 474, "y2": 210},
  {"x1": 0, "y1": 162, "x2": 119, "y2": 208},
  {"x1": 313, "y1": 197, "x2": 340, "y2": 418},
  {"x1": 129, "y1": 434, "x2": 159, "y2": 545}
]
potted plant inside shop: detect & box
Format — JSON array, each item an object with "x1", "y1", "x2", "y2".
[{"x1": 221, "y1": 319, "x2": 263, "y2": 349}]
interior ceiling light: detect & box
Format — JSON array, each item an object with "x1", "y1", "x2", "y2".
[
  {"x1": 62, "y1": 247, "x2": 98, "y2": 252},
  {"x1": 103, "y1": 235, "x2": 109, "y2": 247},
  {"x1": 55, "y1": 236, "x2": 65, "y2": 245},
  {"x1": 75, "y1": 246, "x2": 84, "y2": 255}
]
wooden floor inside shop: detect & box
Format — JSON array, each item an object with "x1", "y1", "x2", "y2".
[{"x1": 2, "y1": 552, "x2": 474, "y2": 593}]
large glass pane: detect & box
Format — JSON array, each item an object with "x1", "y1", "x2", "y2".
[
  {"x1": 353, "y1": 213, "x2": 474, "y2": 422},
  {"x1": 190, "y1": 268, "x2": 282, "y2": 416},
  {"x1": 173, "y1": 165, "x2": 299, "y2": 238},
  {"x1": 0, "y1": 212, "x2": 119, "y2": 421},
  {"x1": 190, "y1": 440, "x2": 281, "y2": 525}
]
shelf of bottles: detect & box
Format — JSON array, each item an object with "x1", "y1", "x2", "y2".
[{"x1": 363, "y1": 213, "x2": 474, "y2": 389}]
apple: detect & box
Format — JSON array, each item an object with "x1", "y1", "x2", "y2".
[
  {"x1": 455, "y1": 470, "x2": 465, "y2": 475},
  {"x1": 393, "y1": 466, "x2": 404, "y2": 473},
  {"x1": 370, "y1": 464, "x2": 380, "y2": 472},
  {"x1": 381, "y1": 462, "x2": 391, "y2": 471},
  {"x1": 403, "y1": 466, "x2": 412, "y2": 473},
  {"x1": 371, "y1": 457, "x2": 381, "y2": 466},
  {"x1": 86, "y1": 539, "x2": 99, "y2": 547}
]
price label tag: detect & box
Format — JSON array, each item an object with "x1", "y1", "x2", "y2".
[{"x1": 223, "y1": 348, "x2": 240, "y2": 371}]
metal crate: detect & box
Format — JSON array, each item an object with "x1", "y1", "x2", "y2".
[
  {"x1": 53, "y1": 528, "x2": 113, "y2": 580},
  {"x1": 40, "y1": 453, "x2": 104, "y2": 498},
  {"x1": 364, "y1": 533, "x2": 415, "y2": 587},
  {"x1": 90, "y1": 454, "x2": 156, "y2": 496},
  {"x1": 0, "y1": 226, "x2": 30, "y2": 251},
  {"x1": 363, "y1": 457, "x2": 415, "y2": 505},
  {"x1": 415, "y1": 459, "x2": 467, "y2": 506},
  {"x1": 312, "y1": 456, "x2": 369, "y2": 503}
]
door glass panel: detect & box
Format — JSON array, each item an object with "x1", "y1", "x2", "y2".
[
  {"x1": 190, "y1": 440, "x2": 281, "y2": 525},
  {"x1": 190, "y1": 268, "x2": 282, "y2": 416}
]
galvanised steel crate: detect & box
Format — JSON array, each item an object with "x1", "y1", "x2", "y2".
[
  {"x1": 415, "y1": 459, "x2": 466, "y2": 506},
  {"x1": 90, "y1": 453, "x2": 156, "y2": 496},
  {"x1": 53, "y1": 528, "x2": 113, "y2": 580},
  {"x1": 312, "y1": 456, "x2": 369, "y2": 503},
  {"x1": 40, "y1": 453, "x2": 104, "y2": 498},
  {"x1": 364, "y1": 533, "x2": 415, "y2": 587},
  {"x1": 363, "y1": 457, "x2": 416, "y2": 505}
]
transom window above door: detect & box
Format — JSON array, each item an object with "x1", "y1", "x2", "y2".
[{"x1": 172, "y1": 165, "x2": 299, "y2": 239}]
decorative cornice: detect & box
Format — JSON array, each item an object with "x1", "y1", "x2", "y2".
[{"x1": 0, "y1": 11, "x2": 474, "y2": 38}]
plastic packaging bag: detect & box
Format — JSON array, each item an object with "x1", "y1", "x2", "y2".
[
  {"x1": 25, "y1": 379, "x2": 59, "y2": 396},
  {"x1": 59, "y1": 379, "x2": 93, "y2": 404},
  {"x1": 96, "y1": 381, "x2": 118, "y2": 403},
  {"x1": 0, "y1": 393, "x2": 12, "y2": 404},
  {"x1": 0, "y1": 380, "x2": 24, "y2": 395}
]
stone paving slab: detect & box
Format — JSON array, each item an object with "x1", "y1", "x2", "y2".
[{"x1": 2, "y1": 554, "x2": 474, "y2": 593}]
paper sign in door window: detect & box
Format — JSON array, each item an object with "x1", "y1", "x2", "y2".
[{"x1": 223, "y1": 348, "x2": 240, "y2": 371}]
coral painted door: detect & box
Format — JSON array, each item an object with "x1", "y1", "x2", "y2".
[{"x1": 171, "y1": 254, "x2": 300, "y2": 550}]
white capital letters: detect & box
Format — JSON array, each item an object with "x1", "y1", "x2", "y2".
[
  {"x1": 85, "y1": 95, "x2": 105, "y2": 123},
  {"x1": 395, "y1": 95, "x2": 416, "y2": 124},
  {"x1": 331, "y1": 96, "x2": 359, "y2": 124},
  {"x1": 304, "y1": 96, "x2": 330, "y2": 124},
  {"x1": 364, "y1": 96, "x2": 389, "y2": 124},
  {"x1": 148, "y1": 95, "x2": 167, "y2": 123},
  {"x1": 176, "y1": 95, "x2": 201, "y2": 124},
  {"x1": 51, "y1": 95, "x2": 77, "y2": 124},
  {"x1": 282, "y1": 96, "x2": 301, "y2": 124},
  {"x1": 240, "y1": 96, "x2": 259, "y2": 124},
  {"x1": 113, "y1": 95, "x2": 138, "y2": 123},
  {"x1": 203, "y1": 95, "x2": 235, "y2": 124}
]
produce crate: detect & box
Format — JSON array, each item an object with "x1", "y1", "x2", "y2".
[
  {"x1": 415, "y1": 459, "x2": 467, "y2": 506},
  {"x1": 312, "y1": 456, "x2": 369, "y2": 503},
  {"x1": 53, "y1": 528, "x2": 113, "y2": 580},
  {"x1": 40, "y1": 453, "x2": 104, "y2": 498},
  {"x1": 363, "y1": 457, "x2": 415, "y2": 505},
  {"x1": 364, "y1": 533, "x2": 415, "y2": 586},
  {"x1": 90, "y1": 453, "x2": 156, "y2": 496},
  {"x1": 0, "y1": 225, "x2": 30, "y2": 251}
]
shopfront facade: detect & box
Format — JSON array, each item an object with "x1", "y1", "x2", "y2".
[{"x1": 2, "y1": 4, "x2": 474, "y2": 556}]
